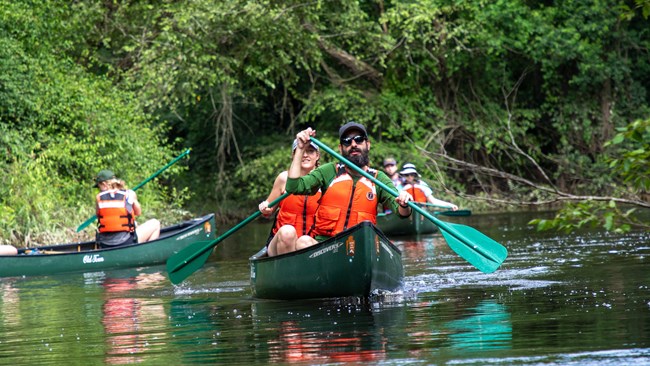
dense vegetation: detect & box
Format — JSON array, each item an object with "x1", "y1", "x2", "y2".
[{"x1": 1, "y1": 0, "x2": 648, "y2": 246}]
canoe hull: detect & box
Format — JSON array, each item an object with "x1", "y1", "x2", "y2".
[
  {"x1": 377, "y1": 208, "x2": 438, "y2": 236},
  {"x1": 250, "y1": 222, "x2": 403, "y2": 300},
  {"x1": 0, "y1": 214, "x2": 216, "y2": 277}
]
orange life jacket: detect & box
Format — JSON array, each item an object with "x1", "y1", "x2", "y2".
[
  {"x1": 273, "y1": 191, "x2": 322, "y2": 236},
  {"x1": 311, "y1": 164, "x2": 378, "y2": 237},
  {"x1": 96, "y1": 190, "x2": 135, "y2": 233},
  {"x1": 403, "y1": 184, "x2": 428, "y2": 203}
]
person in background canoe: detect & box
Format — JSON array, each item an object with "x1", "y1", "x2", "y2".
[
  {"x1": 399, "y1": 163, "x2": 458, "y2": 211},
  {"x1": 95, "y1": 169, "x2": 161, "y2": 248},
  {"x1": 0, "y1": 245, "x2": 18, "y2": 256},
  {"x1": 258, "y1": 140, "x2": 322, "y2": 256},
  {"x1": 286, "y1": 122, "x2": 413, "y2": 250},
  {"x1": 383, "y1": 157, "x2": 404, "y2": 190}
]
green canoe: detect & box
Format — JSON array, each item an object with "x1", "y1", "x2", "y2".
[
  {"x1": 377, "y1": 206, "x2": 438, "y2": 236},
  {"x1": 0, "y1": 214, "x2": 216, "y2": 277},
  {"x1": 249, "y1": 221, "x2": 404, "y2": 300}
]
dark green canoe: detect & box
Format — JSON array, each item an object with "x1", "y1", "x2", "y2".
[
  {"x1": 0, "y1": 214, "x2": 216, "y2": 277},
  {"x1": 377, "y1": 206, "x2": 438, "y2": 236},
  {"x1": 249, "y1": 221, "x2": 404, "y2": 300}
]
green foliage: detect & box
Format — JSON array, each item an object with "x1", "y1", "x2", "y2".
[
  {"x1": 606, "y1": 118, "x2": 650, "y2": 191},
  {"x1": 531, "y1": 118, "x2": 649, "y2": 233},
  {"x1": 1, "y1": 0, "x2": 649, "y2": 241},
  {"x1": 0, "y1": 1, "x2": 188, "y2": 246},
  {"x1": 530, "y1": 200, "x2": 634, "y2": 234}
]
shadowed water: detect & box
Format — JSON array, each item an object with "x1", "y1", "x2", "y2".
[{"x1": 0, "y1": 211, "x2": 648, "y2": 365}]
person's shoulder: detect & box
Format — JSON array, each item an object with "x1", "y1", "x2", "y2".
[
  {"x1": 374, "y1": 169, "x2": 390, "y2": 180},
  {"x1": 277, "y1": 170, "x2": 289, "y2": 181}
]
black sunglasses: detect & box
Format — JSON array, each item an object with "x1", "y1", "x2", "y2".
[{"x1": 340, "y1": 135, "x2": 367, "y2": 147}]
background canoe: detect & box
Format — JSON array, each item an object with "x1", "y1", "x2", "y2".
[
  {"x1": 0, "y1": 214, "x2": 215, "y2": 277},
  {"x1": 377, "y1": 207, "x2": 438, "y2": 236},
  {"x1": 250, "y1": 221, "x2": 403, "y2": 300}
]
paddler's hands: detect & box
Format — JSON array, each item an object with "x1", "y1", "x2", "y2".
[
  {"x1": 295, "y1": 128, "x2": 316, "y2": 150},
  {"x1": 396, "y1": 191, "x2": 413, "y2": 216}
]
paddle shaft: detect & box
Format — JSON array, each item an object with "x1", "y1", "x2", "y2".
[
  {"x1": 309, "y1": 137, "x2": 501, "y2": 263},
  {"x1": 378, "y1": 209, "x2": 471, "y2": 218},
  {"x1": 76, "y1": 149, "x2": 191, "y2": 232},
  {"x1": 168, "y1": 192, "x2": 290, "y2": 274}
]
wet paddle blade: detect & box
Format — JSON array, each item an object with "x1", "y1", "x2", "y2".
[
  {"x1": 166, "y1": 240, "x2": 216, "y2": 284},
  {"x1": 439, "y1": 222, "x2": 508, "y2": 273}
]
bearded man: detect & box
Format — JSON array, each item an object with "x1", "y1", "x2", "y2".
[{"x1": 285, "y1": 122, "x2": 413, "y2": 249}]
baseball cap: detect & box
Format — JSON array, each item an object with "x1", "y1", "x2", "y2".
[
  {"x1": 338, "y1": 121, "x2": 367, "y2": 139},
  {"x1": 95, "y1": 169, "x2": 116, "y2": 187},
  {"x1": 383, "y1": 158, "x2": 397, "y2": 167}
]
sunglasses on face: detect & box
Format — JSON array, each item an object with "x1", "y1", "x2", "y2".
[{"x1": 340, "y1": 135, "x2": 367, "y2": 147}]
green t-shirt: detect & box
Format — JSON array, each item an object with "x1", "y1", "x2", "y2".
[{"x1": 285, "y1": 161, "x2": 407, "y2": 217}]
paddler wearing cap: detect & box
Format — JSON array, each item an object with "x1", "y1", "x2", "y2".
[
  {"x1": 399, "y1": 163, "x2": 458, "y2": 210},
  {"x1": 258, "y1": 139, "x2": 322, "y2": 256},
  {"x1": 286, "y1": 122, "x2": 414, "y2": 250},
  {"x1": 94, "y1": 169, "x2": 161, "y2": 248}
]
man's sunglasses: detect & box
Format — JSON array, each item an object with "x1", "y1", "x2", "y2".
[{"x1": 340, "y1": 135, "x2": 367, "y2": 147}]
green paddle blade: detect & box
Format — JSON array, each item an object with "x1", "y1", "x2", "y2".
[
  {"x1": 166, "y1": 192, "x2": 291, "y2": 284},
  {"x1": 439, "y1": 222, "x2": 508, "y2": 273},
  {"x1": 166, "y1": 240, "x2": 216, "y2": 284},
  {"x1": 309, "y1": 137, "x2": 508, "y2": 273}
]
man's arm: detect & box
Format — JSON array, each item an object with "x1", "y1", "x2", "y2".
[
  {"x1": 376, "y1": 171, "x2": 412, "y2": 217},
  {"x1": 286, "y1": 162, "x2": 337, "y2": 195}
]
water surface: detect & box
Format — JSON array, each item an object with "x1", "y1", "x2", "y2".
[{"x1": 1, "y1": 211, "x2": 649, "y2": 365}]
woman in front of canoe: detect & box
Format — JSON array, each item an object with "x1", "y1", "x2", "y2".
[
  {"x1": 399, "y1": 163, "x2": 458, "y2": 211},
  {"x1": 258, "y1": 139, "x2": 322, "y2": 256},
  {"x1": 95, "y1": 169, "x2": 161, "y2": 248},
  {"x1": 286, "y1": 122, "x2": 414, "y2": 250}
]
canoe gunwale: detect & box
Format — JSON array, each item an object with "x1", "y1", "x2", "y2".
[
  {"x1": 249, "y1": 221, "x2": 401, "y2": 263},
  {"x1": 0, "y1": 214, "x2": 216, "y2": 277}
]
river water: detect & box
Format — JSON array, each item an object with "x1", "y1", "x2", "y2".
[{"x1": 0, "y1": 211, "x2": 649, "y2": 365}]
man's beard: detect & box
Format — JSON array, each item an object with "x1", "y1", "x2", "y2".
[{"x1": 343, "y1": 146, "x2": 370, "y2": 168}]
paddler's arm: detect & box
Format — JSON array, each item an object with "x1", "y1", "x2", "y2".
[
  {"x1": 288, "y1": 128, "x2": 315, "y2": 179},
  {"x1": 286, "y1": 127, "x2": 335, "y2": 195},
  {"x1": 377, "y1": 171, "x2": 412, "y2": 218}
]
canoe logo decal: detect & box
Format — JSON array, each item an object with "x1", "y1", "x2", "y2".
[
  {"x1": 204, "y1": 221, "x2": 212, "y2": 234},
  {"x1": 346, "y1": 236, "x2": 355, "y2": 256},
  {"x1": 82, "y1": 254, "x2": 104, "y2": 264},
  {"x1": 176, "y1": 228, "x2": 201, "y2": 241},
  {"x1": 309, "y1": 242, "x2": 343, "y2": 258},
  {"x1": 375, "y1": 236, "x2": 380, "y2": 254}
]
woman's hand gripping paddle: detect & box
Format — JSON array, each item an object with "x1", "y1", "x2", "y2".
[
  {"x1": 166, "y1": 192, "x2": 290, "y2": 284},
  {"x1": 310, "y1": 137, "x2": 507, "y2": 273}
]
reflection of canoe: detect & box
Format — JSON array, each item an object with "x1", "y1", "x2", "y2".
[
  {"x1": 377, "y1": 206, "x2": 438, "y2": 236},
  {"x1": 249, "y1": 222, "x2": 403, "y2": 300},
  {"x1": 0, "y1": 214, "x2": 215, "y2": 277}
]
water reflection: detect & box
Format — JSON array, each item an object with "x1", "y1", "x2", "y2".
[
  {"x1": 0, "y1": 281, "x2": 20, "y2": 327},
  {"x1": 253, "y1": 299, "x2": 405, "y2": 363},
  {"x1": 101, "y1": 271, "x2": 167, "y2": 364},
  {"x1": 446, "y1": 300, "x2": 512, "y2": 351}
]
